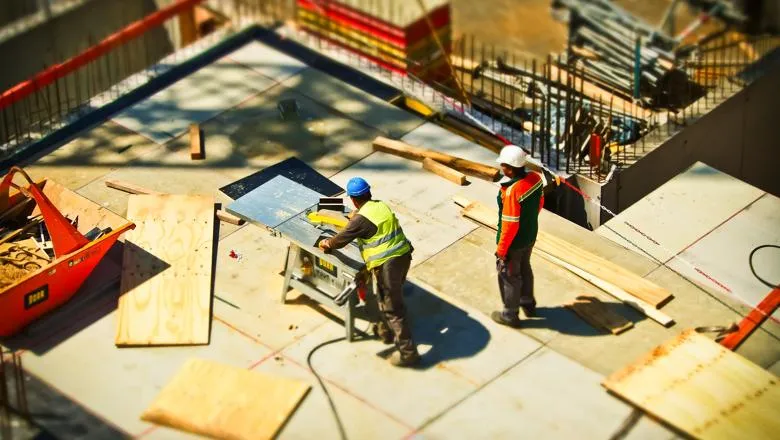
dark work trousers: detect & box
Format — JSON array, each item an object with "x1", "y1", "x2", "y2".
[
  {"x1": 497, "y1": 243, "x2": 536, "y2": 319},
  {"x1": 372, "y1": 251, "x2": 417, "y2": 359}
]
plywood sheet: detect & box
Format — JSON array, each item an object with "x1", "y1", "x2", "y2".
[
  {"x1": 116, "y1": 194, "x2": 215, "y2": 346},
  {"x1": 603, "y1": 329, "x2": 780, "y2": 440},
  {"x1": 566, "y1": 296, "x2": 633, "y2": 335},
  {"x1": 141, "y1": 358, "x2": 310, "y2": 440}
]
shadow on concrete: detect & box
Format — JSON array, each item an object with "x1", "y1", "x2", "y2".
[
  {"x1": 519, "y1": 300, "x2": 647, "y2": 336},
  {"x1": 399, "y1": 282, "x2": 491, "y2": 370},
  {"x1": 0, "y1": 357, "x2": 129, "y2": 439}
]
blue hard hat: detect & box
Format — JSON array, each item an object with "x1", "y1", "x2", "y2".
[{"x1": 346, "y1": 177, "x2": 370, "y2": 197}]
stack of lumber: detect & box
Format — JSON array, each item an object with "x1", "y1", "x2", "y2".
[
  {"x1": 452, "y1": 196, "x2": 674, "y2": 327},
  {"x1": 296, "y1": 0, "x2": 452, "y2": 81}
]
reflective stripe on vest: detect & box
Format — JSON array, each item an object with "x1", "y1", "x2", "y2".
[{"x1": 356, "y1": 200, "x2": 410, "y2": 270}]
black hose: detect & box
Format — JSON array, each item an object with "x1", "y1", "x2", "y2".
[
  {"x1": 749, "y1": 245, "x2": 780, "y2": 289},
  {"x1": 307, "y1": 336, "x2": 348, "y2": 440}
]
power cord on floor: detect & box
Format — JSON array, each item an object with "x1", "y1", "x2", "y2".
[
  {"x1": 307, "y1": 336, "x2": 348, "y2": 440},
  {"x1": 305, "y1": 321, "x2": 374, "y2": 440},
  {"x1": 749, "y1": 245, "x2": 780, "y2": 289}
]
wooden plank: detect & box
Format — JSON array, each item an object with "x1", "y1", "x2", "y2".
[
  {"x1": 603, "y1": 329, "x2": 780, "y2": 440},
  {"x1": 422, "y1": 158, "x2": 468, "y2": 185},
  {"x1": 536, "y1": 232, "x2": 672, "y2": 308},
  {"x1": 142, "y1": 358, "x2": 310, "y2": 439},
  {"x1": 189, "y1": 123, "x2": 203, "y2": 160},
  {"x1": 565, "y1": 295, "x2": 633, "y2": 335},
  {"x1": 539, "y1": 252, "x2": 674, "y2": 327},
  {"x1": 104, "y1": 179, "x2": 244, "y2": 226},
  {"x1": 115, "y1": 194, "x2": 214, "y2": 346},
  {"x1": 452, "y1": 197, "x2": 673, "y2": 308},
  {"x1": 373, "y1": 136, "x2": 500, "y2": 181},
  {"x1": 719, "y1": 287, "x2": 780, "y2": 351}
]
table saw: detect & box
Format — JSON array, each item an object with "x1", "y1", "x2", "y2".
[{"x1": 226, "y1": 175, "x2": 372, "y2": 341}]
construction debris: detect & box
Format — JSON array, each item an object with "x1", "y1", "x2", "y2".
[{"x1": 190, "y1": 123, "x2": 203, "y2": 160}]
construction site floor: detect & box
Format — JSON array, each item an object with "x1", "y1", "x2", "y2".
[{"x1": 4, "y1": 37, "x2": 778, "y2": 439}]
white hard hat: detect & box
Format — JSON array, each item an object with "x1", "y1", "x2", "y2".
[{"x1": 496, "y1": 145, "x2": 528, "y2": 168}]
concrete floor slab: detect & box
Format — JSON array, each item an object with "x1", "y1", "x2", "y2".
[
  {"x1": 211, "y1": 225, "x2": 330, "y2": 350},
  {"x1": 227, "y1": 40, "x2": 309, "y2": 83},
  {"x1": 22, "y1": 121, "x2": 161, "y2": 190},
  {"x1": 419, "y1": 347, "x2": 673, "y2": 440},
  {"x1": 20, "y1": 315, "x2": 272, "y2": 437},
  {"x1": 408, "y1": 279, "x2": 542, "y2": 385},
  {"x1": 643, "y1": 265, "x2": 780, "y2": 369},
  {"x1": 282, "y1": 68, "x2": 424, "y2": 137},
  {"x1": 251, "y1": 352, "x2": 410, "y2": 439},
  {"x1": 202, "y1": 83, "x2": 380, "y2": 181},
  {"x1": 597, "y1": 162, "x2": 766, "y2": 263},
  {"x1": 112, "y1": 57, "x2": 273, "y2": 144},
  {"x1": 279, "y1": 316, "x2": 479, "y2": 428},
  {"x1": 664, "y1": 193, "x2": 780, "y2": 318}
]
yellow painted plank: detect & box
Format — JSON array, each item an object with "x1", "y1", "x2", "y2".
[
  {"x1": 142, "y1": 358, "x2": 311, "y2": 439},
  {"x1": 604, "y1": 329, "x2": 780, "y2": 440},
  {"x1": 115, "y1": 194, "x2": 214, "y2": 346}
]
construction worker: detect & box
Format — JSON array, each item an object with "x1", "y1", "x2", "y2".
[
  {"x1": 318, "y1": 177, "x2": 421, "y2": 367},
  {"x1": 492, "y1": 145, "x2": 544, "y2": 328}
]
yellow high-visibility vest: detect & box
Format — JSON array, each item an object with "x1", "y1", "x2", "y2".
[{"x1": 357, "y1": 200, "x2": 411, "y2": 270}]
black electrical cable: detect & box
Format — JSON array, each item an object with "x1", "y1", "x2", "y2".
[
  {"x1": 307, "y1": 336, "x2": 348, "y2": 440},
  {"x1": 749, "y1": 244, "x2": 780, "y2": 289}
]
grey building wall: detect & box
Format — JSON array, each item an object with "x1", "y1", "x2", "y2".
[
  {"x1": 599, "y1": 62, "x2": 780, "y2": 225},
  {"x1": 0, "y1": 0, "x2": 179, "y2": 93}
]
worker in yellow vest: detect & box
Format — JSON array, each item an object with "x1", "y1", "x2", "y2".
[{"x1": 318, "y1": 177, "x2": 420, "y2": 367}]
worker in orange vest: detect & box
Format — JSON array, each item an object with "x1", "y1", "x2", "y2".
[{"x1": 492, "y1": 145, "x2": 545, "y2": 327}]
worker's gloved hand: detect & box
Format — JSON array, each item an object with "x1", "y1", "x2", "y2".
[
  {"x1": 495, "y1": 253, "x2": 508, "y2": 273},
  {"x1": 318, "y1": 239, "x2": 332, "y2": 254}
]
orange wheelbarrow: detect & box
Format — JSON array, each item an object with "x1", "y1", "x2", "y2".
[{"x1": 0, "y1": 166, "x2": 135, "y2": 337}]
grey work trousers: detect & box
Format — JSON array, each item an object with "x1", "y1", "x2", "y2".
[
  {"x1": 496, "y1": 243, "x2": 536, "y2": 318},
  {"x1": 371, "y1": 252, "x2": 417, "y2": 359}
]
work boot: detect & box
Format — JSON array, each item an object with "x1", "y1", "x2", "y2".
[
  {"x1": 373, "y1": 322, "x2": 394, "y2": 344},
  {"x1": 521, "y1": 305, "x2": 537, "y2": 318},
  {"x1": 389, "y1": 351, "x2": 421, "y2": 368},
  {"x1": 491, "y1": 311, "x2": 522, "y2": 328}
]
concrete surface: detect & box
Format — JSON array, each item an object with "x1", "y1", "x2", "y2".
[
  {"x1": 112, "y1": 54, "x2": 275, "y2": 144},
  {"x1": 598, "y1": 162, "x2": 780, "y2": 321},
  {"x1": 3, "y1": 37, "x2": 777, "y2": 440}
]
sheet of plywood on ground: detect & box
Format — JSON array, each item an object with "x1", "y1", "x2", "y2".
[
  {"x1": 116, "y1": 194, "x2": 214, "y2": 346},
  {"x1": 603, "y1": 329, "x2": 780, "y2": 440},
  {"x1": 142, "y1": 358, "x2": 310, "y2": 440},
  {"x1": 566, "y1": 296, "x2": 633, "y2": 335},
  {"x1": 453, "y1": 197, "x2": 672, "y2": 308}
]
